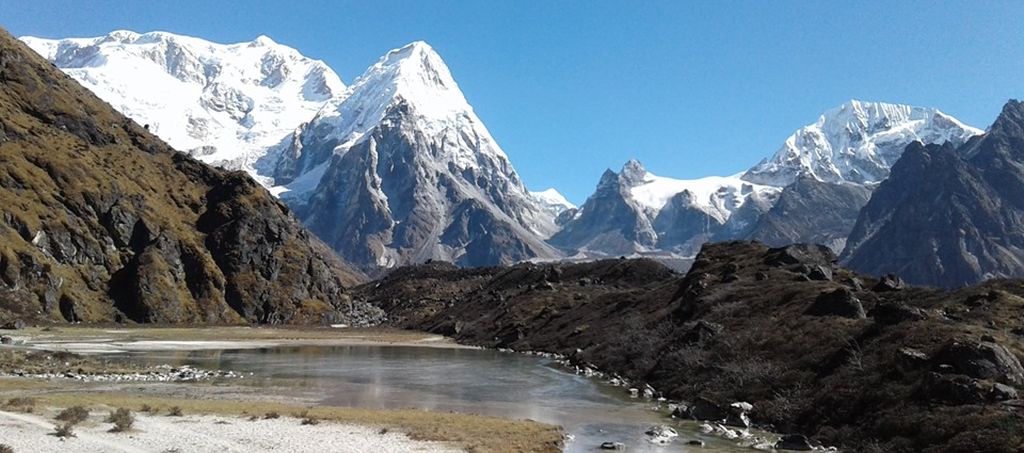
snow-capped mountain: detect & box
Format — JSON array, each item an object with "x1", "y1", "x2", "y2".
[
  {"x1": 20, "y1": 31, "x2": 345, "y2": 182},
  {"x1": 277, "y1": 41, "x2": 559, "y2": 270},
  {"x1": 557, "y1": 101, "x2": 981, "y2": 261},
  {"x1": 743, "y1": 100, "x2": 981, "y2": 186},
  {"x1": 530, "y1": 188, "x2": 576, "y2": 219},
  {"x1": 551, "y1": 160, "x2": 780, "y2": 256}
]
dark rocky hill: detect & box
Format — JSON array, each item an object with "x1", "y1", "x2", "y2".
[
  {"x1": 355, "y1": 241, "x2": 1024, "y2": 452},
  {"x1": 843, "y1": 100, "x2": 1024, "y2": 288},
  {"x1": 0, "y1": 28, "x2": 376, "y2": 325}
]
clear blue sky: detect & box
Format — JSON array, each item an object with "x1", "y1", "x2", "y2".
[{"x1": 4, "y1": 1, "x2": 1022, "y2": 203}]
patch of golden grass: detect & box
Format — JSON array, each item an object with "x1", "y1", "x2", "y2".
[{"x1": 25, "y1": 392, "x2": 562, "y2": 452}]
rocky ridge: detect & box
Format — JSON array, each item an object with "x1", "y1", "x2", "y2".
[{"x1": 355, "y1": 241, "x2": 1024, "y2": 452}]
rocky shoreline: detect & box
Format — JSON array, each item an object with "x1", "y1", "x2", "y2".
[
  {"x1": 356, "y1": 242, "x2": 1024, "y2": 452},
  {"x1": 1, "y1": 363, "x2": 245, "y2": 383}
]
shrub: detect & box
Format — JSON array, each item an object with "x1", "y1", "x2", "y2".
[
  {"x1": 107, "y1": 407, "x2": 134, "y2": 432},
  {"x1": 55, "y1": 406, "x2": 90, "y2": 425},
  {"x1": 263, "y1": 411, "x2": 280, "y2": 419},
  {"x1": 167, "y1": 406, "x2": 183, "y2": 417},
  {"x1": 53, "y1": 422, "x2": 75, "y2": 438},
  {"x1": 139, "y1": 404, "x2": 154, "y2": 413},
  {"x1": 4, "y1": 397, "x2": 35, "y2": 413},
  {"x1": 300, "y1": 416, "x2": 320, "y2": 426},
  {"x1": 0, "y1": 443, "x2": 12, "y2": 453}
]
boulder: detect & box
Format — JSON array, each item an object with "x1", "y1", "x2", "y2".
[
  {"x1": 599, "y1": 441, "x2": 625, "y2": 450},
  {"x1": 806, "y1": 288, "x2": 866, "y2": 319},
  {"x1": 0, "y1": 336, "x2": 11, "y2": 344},
  {"x1": 807, "y1": 265, "x2": 833, "y2": 281},
  {"x1": 932, "y1": 341, "x2": 1024, "y2": 386},
  {"x1": 725, "y1": 401, "x2": 753, "y2": 428},
  {"x1": 921, "y1": 372, "x2": 989, "y2": 405},
  {"x1": 765, "y1": 244, "x2": 836, "y2": 268},
  {"x1": 775, "y1": 434, "x2": 813, "y2": 451},
  {"x1": 687, "y1": 397, "x2": 727, "y2": 421},
  {"x1": 873, "y1": 274, "x2": 905, "y2": 292},
  {"x1": 868, "y1": 302, "x2": 927, "y2": 324},
  {"x1": 991, "y1": 382, "x2": 1019, "y2": 401},
  {"x1": 687, "y1": 439, "x2": 705, "y2": 447}
]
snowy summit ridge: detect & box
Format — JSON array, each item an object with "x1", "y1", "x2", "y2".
[
  {"x1": 20, "y1": 30, "x2": 346, "y2": 183},
  {"x1": 743, "y1": 99, "x2": 981, "y2": 186}
]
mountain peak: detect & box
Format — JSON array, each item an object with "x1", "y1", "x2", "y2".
[
  {"x1": 991, "y1": 99, "x2": 1024, "y2": 134},
  {"x1": 744, "y1": 100, "x2": 981, "y2": 186},
  {"x1": 251, "y1": 34, "x2": 277, "y2": 46},
  {"x1": 620, "y1": 159, "x2": 648, "y2": 186},
  {"x1": 300, "y1": 39, "x2": 480, "y2": 154}
]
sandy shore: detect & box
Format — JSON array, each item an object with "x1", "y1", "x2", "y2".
[
  {"x1": 0, "y1": 409, "x2": 461, "y2": 453},
  {"x1": 5, "y1": 326, "x2": 472, "y2": 355},
  {"x1": 0, "y1": 327, "x2": 565, "y2": 452}
]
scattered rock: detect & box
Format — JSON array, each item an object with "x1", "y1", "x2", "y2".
[
  {"x1": 775, "y1": 434, "x2": 813, "y2": 451},
  {"x1": 0, "y1": 336, "x2": 12, "y2": 344},
  {"x1": 806, "y1": 288, "x2": 866, "y2": 319},
  {"x1": 754, "y1": 271, "x2": 769, "y2": 281},
  {"x1": 873, "y1": 274, "x2": 905, "y2": 292},
  {"x1": 868, "y1": 301, "x2": 927, "y2": 324},
  {"x1": 932, "y1": 340, "x2": 1024, "y2": 386},
  {"x1": 599, "y1": 441, "x2": 625, "y2": 450}
]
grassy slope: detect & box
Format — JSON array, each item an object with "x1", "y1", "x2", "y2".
[{"x1": 0, "y1": 27, "x2": 364, "y2": 325}]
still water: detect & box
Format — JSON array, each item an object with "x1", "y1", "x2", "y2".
[{"x1": 114, "y1": 345, "x2": 750, "y2": 452}]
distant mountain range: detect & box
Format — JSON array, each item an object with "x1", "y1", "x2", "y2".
[{"x1": 25, "y1": 30, "x2": 1024, "y2": 288}]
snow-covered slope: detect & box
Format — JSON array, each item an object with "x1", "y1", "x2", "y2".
[
  {"x1": 557, "y1": 101, "x2": 980, "y2": 260},
  {"x1": 551, "y1": 160, "x2": 780, "y2": 256},
  {"x1": 743, "y1": 100, "x2": 981, "y2": 186},
  {"x1": 530, "y1": 188, "x2": 576, "y2": 218},
  {"x1": 278, "y1": 41, "x2": 559, "y2": 270},
  {"x1": 20, "y1": 31, "x2": 345, "y2": 182}
]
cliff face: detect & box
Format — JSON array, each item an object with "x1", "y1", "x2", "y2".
[
  {"x1": 0, "y1": 28, "x2": 375, "y2": 325},
  {"x1": 843, "y1": 101, "x2": 1024, "y2": 288}
]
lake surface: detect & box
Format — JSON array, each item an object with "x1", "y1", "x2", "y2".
[{"x1": 114, "y1": 344, "x2": 751, "y2": 452}]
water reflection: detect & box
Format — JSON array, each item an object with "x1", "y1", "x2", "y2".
[{"x1": 113, "y1": 345, "x2": 746, "y2": 452}]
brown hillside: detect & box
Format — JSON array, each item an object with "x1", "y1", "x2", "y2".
[{"x1": 0, "y1": 27, "x2": 374, "y2": 325}]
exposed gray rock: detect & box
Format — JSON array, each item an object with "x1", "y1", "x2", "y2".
[
  {"x1": 775, "y1": 434, "x2": 813, "y2": 451},
  {"x1": 806, "y1": 288, "x2": 866, "y2": 319},
  {"x1": 932, "y1": 340, "x2": 1024, "y2": 386},
  {"x1": 869, "y1": 301, "x2": 927, "y2": 324},
  {"x1": 842, "y1": 101, "x2": 1024, "y2": 287}
]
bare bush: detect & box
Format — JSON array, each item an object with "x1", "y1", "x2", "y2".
[
  {"x1": 55, "y1": 406, "x2": 90, "y2": 425},
  {"x1": 53, "y1": 422, "x2": 75, "y2": 438},
  {"x1": 107, "y1": 407, "x2": 134, "y2": 432}
]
